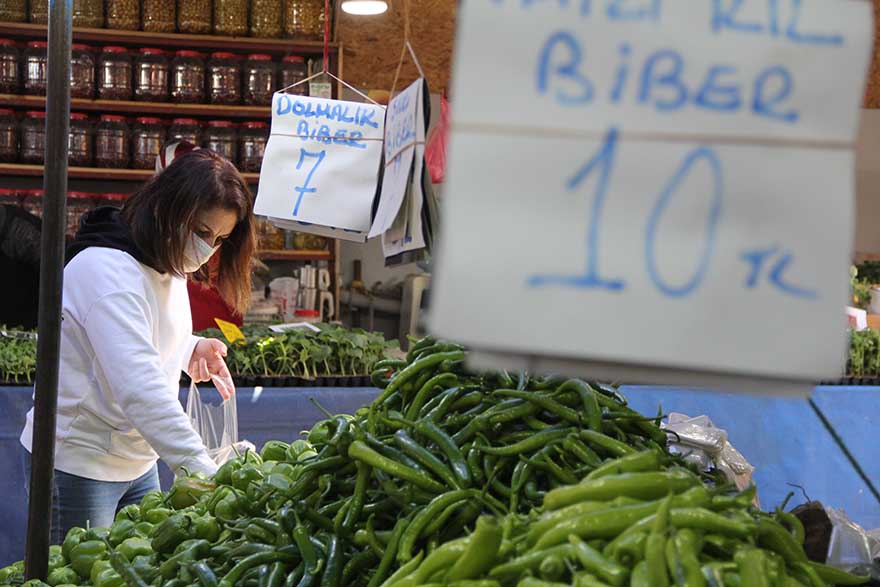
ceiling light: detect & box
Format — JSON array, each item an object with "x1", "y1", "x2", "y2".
[{"x1": 341, "y1": 0, "x2": 388, "y2": 15}]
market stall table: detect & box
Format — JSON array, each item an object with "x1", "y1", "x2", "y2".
[{"x1": 0, "y1": 385, "x2": 876, "y2": 565}]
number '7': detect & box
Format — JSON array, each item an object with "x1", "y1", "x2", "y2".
[{"x1": 293, "y1": 148, "x2": 327, "y2": 216}]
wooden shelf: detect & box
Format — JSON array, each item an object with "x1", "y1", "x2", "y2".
[
  {"x1": 0, "y1": 22, "x2": 336, "y2": 55},
  {"x1": 0, "y1": 94, "x2": 270, "y2": 119},
  {"x1": 0, "y1": 163, "x2": 259, "y2": 183},
  {"x1": 257, "y1": 250, "x2": 332, "y2": 261}
]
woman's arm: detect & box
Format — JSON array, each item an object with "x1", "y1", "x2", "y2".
[{"x1": 84, "y1": 291, "x2": 218, "y2": 477}]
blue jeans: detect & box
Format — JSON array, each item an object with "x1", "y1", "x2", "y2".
[{"x1": 21, "y1": 448, "x2": 160, "y2": 545}]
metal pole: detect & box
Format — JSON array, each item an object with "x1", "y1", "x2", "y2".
[{"x1": 25, "y1": 0, "x2": 71, "y2": 579}]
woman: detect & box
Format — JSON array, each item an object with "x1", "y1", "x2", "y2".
[{"x1": 20, "y1": 149, "x2": 255, "y2": 542}]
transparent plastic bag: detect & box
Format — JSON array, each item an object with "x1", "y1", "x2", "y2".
[{"x1": 185, "y1": 382, "x2": 254, "y2": 467}]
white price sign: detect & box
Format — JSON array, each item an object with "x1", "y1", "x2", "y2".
[
  {"x1": 255, "y1": 94, "x2": 385, "y2": 239},
  {"x1": 431, "y1": 0, "x2": 873, "y2": 390}
]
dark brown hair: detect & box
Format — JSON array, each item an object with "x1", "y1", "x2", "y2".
[{"x1": 122, "y1": 149, "x2": 255, "y2": 314}]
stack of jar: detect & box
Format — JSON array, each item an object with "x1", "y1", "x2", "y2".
[
  {"x1": 26, "y1": 0, "x2": 325, "y2": 40},
  {"x1": 2, "y1": 42, "x2": 311, "y2": 106}
]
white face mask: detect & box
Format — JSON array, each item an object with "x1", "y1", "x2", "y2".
[{"x1": 182, "y1": 233, "x2": 219, "y2": 273}]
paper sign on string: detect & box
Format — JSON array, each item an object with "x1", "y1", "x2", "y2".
[
  {"x1": 254, "y1": 93, "x2": 385, "y2": 238},
  {"x1": 430, "y1": 0, "x2": 873, "y2": 392}
]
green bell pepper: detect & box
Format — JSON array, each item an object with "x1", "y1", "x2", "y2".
[
  {"x1": 151, "y1": 513, "x2": 193, "y2": 554},
  {"x1": 70, "y1": 540, "x2": 108, "y2": 579},
  {"x1": 270, "y1": 463, "x2": 299, "y2": 481},
  {"x1": 308, "y1": 419, "x2": 332, "y2": 446},
  {"x1": 167, "y1": 477, "x2": 217, "y2": 510},
  {"x1": 285, "y1": 440, "x2": 313, "y2": 462},
  {"x1": 0, "y1": 561, "x2": 24, "y2": 583},
  {"x1": 117, "y1": 537, "x2": 153, "y2": 562},
  {"x1": 47, "y1": 545, "x2": 65, "y2": 572},
  {"x1": 144, "y1": 507, "x2": 172, "y2": 525},
  {"x1": 115, "y1": 504, "x2": 141, "y2": 523},
  {"x1": 61, "y1": 528, "x2": 86, "y2": 561},
  {"x1": 191, "y1": 514, "x2": 221, "y2": 542},
  {"x1": 215, "y1": 493, "x2": 245, "y2": 523},
  {"x1": 21, "y1": 580, "x2": 50, "y2": 587},
  {"x1": 260, "y1": 441, "x2": 290, "y2": 463},
  {"x1": 139, "y1": 491, "x2": 165, "y2": 515},
  {"x1": 214, "y1": 459, "x2": 243, "y2": 486},
  {"x1": 109, "y1": 520, "x2": 138, "y2": 547},
  {"x1": 94, "y1": 566, "x2": 124, "y2": 587},
  {"x1": 131, "y1": 554, "x2": 159, "y2": 584},
  {"x1": 84, "y1": 527, "x2": 110, "y2": 542},
  {"x1": 91, "y1": 560, "x2": 113, "y2": 585},
  {"x1": 232, "y1": 464, "x2": 264, "y2": 491},
  {"x1": 46, "y1": 566, "x2": 78, "y2": 587},
  {"x1": 243, "y1": 449, "x2": 263, "y2": 466},
  {"x1": 134, "y1": 521, "x2": 154, "y2": 537}
]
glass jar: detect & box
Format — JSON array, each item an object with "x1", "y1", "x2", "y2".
[
  {"x1": 285, "y1": 0, "x2": 324, "y2": 39},
  {"x1": 66, "y1": 192, "x2": 95, "y2": 239},
  {"x1": 168, "y1": 118, "x2": 202, "y2": 146},
  {"x1": 239, "y1": 121, "x2": 268, "y2": 172},
  {"x1": 20, "y1": 110, "x2": 45, "y2": 164},
  {"x1": 98, "y1": 46, "x2": 133, "y2": 100},
  {"x1": 0, "y1": 40, "x2": 19, "y2": 95},
  {"x1": 0, "y1": 188, "x2": 20, "y2": 208},
  {"x1": 203, "y1": 120, "x2": 237, "y2": 164},
  {"x1": 208, "y1": 52, "x2": 241, "y2": 105},
  {"x1": 143, "y1": 0, "x2": 176, "y2": 32},
  {"x1": 0, "y1": 0, "x2": 27, "y2": 22},
  {"x1": 134, "y1": 48, "x2": 169, "y2": 102},
  {"x1": 23, "y1": 41, "x2": 47, "y2": 96},
  {"x1": 95, "y1": 115, "x2": 130, "y2": 168},
  {"x1": 132, "y1": 117, "x2": 164, "y2": 169},
  {"x1": 251, "y1": 0, "x2": 282, "y2": 37},
  {"x1": 21, "y1": 190, "x2": 43, "y2": 217},
  {"x1": 256, "y1": 218, "x2": 284, "y2": 250},
  {"x1": 68, "y1": 113, "x2": 92, "y2": 167},
  {"x1": 94, "y1": 192, "x2": 128, "y2": 208},
  {"x1": 244, "y1": 54, "x2": 275, "y2": 106},
  {"x1": 177, "y1": 0, "x2": 211, "y2": 33},
  {"x1": 280, "y1": 55, "x2": 308, "y2": 95},
  {"x1": 72, "y1": 0, "x2": 104, "y2": 27},
  {"x1": 30, "y1": 0, "x2": 48, "y2": 24},
  {"x1": 171, "y1": 51, "x2": 205, "y2": 104},
  {"x1": 106, "y1": 0, "x2": 140, "y2": 29},
  {"x1": 0, "y1": 109, "x2": 17, "y2": 163},
  {"x1": 213, "y1": 0, "x2": 248, "y2": 36},
  {"x1": 70, "y1": 44, "x2": 95, "y2": 99}
]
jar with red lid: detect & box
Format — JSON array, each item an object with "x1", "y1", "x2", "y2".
[
  {"x1": 132, "y1": 117, "x2": 164, "y2": 169},
  {"x1": 239, "y1": 121, "x2": 268, "y2": 172},
  {"x1": 203, "y1": 120, "x2": 238, "y2": 164},
  {"x1": 66, "y1": 192, "x2": 95, "y2": 239},
  {"x1": 20, "y1": 110, "x2": 46, "y2": 164},
  {"x1": 98, "y1": 46, "x2": 132, "y2": 100},
  {"x1": 0, "y1": 109, "x2": 17, "y2": 163},
  {"x1": 94, "y1": 192, "x2": 128, "y2": 208},
  {"x1": 168, "y1": 118, "x2": 202, "y2": 146},
  {"x1": 208, "y1": 52, "x2": 242, "y2": 105},
  {"x1": 0, "y1": 188, "x2": 20, "y2": 209},
  {"x1": 71, "y1": 44, "x2": 95, "y2": 99},
  {"x1": 95, "y1": 115, "x2": 130, "y2": 168},
  {"x1": 23, "y1": 41, "x2": 47, "y2": 96},
  {"x1": 0, "y1": 40, "x2": 20, "y2": 94},
  {"x1": 244, "y1": 54, "x2": 275, "y2": 106},
  {"x1": 0, "y1": 0, "x2": 26, "y2": 22},
  {"x1": 134, "y1": 48, "x2": 169, "y2": 102},
  {"x1": 143, "y1": 0, "x2": 176, "y2": 32},
  {"x1": 21, "y1": 189, "x2": 43, "y2": 217},
  {"x1": 171, "y1": 50, "x2": 206, "y2": 104},
  {"x1": 68, "y1": 113, "x2": 93, "y2": 167},
  {"x1": 250, "y1": 0, "x2": 282, "y2": 37},
  {"x1": 280, "y1": 55, "x2": 308, "y2": 96}
]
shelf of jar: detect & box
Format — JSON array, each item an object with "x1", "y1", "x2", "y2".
[
  {"x1": 257, "y1": 250, "x2": 332, "y2": 261},
  {"x1": 0, "y1": 22, "x2": 337, "y2": 55},
  {"x1": 0, "y1": 94, "x2": 271, "y2": 119},
  {"x1": 0, "y1": 163, "x2": 260, "y2": 183}
]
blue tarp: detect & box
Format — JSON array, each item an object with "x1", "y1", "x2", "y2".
[{"x1": 0, "y1": 385, "x2": 876, "y2": 566}]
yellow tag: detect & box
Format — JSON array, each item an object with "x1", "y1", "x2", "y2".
[{"x1": 215, "y1": 318, "x2": 245, "y2": 343}]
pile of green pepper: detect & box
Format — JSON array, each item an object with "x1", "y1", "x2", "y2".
[{"x1": 0, "y1": 338, "x2": 867, "y2": 587}]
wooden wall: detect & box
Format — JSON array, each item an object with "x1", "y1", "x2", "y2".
[{"x1": 336, "y1": 0, "x2": 456, "y2": 95}]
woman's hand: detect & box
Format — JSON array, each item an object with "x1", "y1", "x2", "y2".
[{"x1": 189, "y1": 338, "x2": 236, "y2": 400}]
